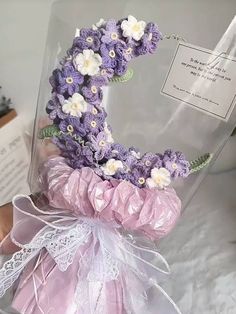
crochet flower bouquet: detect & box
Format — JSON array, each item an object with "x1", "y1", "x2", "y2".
[{"x1": 0, "y1": 16, "x2": 212, "y2": 314}]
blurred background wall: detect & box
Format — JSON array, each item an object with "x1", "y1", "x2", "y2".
[{"x1": 0, "y1": 0, "x2": 54, "y2": 125}]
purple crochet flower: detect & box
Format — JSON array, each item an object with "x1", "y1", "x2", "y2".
[
  {"x1": 52, "y1": 134, "x2": 71, "y2": 151},
  {"x1": 52, "y1": 134, "x2": 82, "y2": 159},
  {"x1": 66, "y1": 46, "x2": 82, "y2": 60},
  {"x1": 60, "y1": 55, "x2": 73, "y2": 67},
  {"x1": 139, "y1": 152, "x2": 162, "y2": 168},
  {"x1": 162, "y1": 149, "x2": 190, "y2": 178},
  {"x1": 46, "y1": 93, "x2": 67, "y2": 121},
  {"x1": 72, "y1": 28, "x2": 102, "y2": 52},
  {"x1": 122, "y1": 44, "x2": 136, "y2": 61},
  {"x1": 90, "y1": 105, "x2": 107, "y2": 119},
  {"x1": 113, "y1": 166, "x2": 129, "y2": 180},
  {"x1": 81, "y1": 145, "x2": 95, "y2": 163},
  {"x1": 82, "y1": 76, "x2": 107, "y2": 105},
  {"x1": 129, "y1": 164, "x2": 150, "y2": 188},
  {"x1": 70, "y1": 145, "x2": 95, "y2": 168},
  {"x1": 100, "y1": 41, "x2": 128, "y2": 75},
  {"x1": 124, "y1": 153, "x2": 138, "y2": 170},
  {"x1": 136, "y1": 22, "x2": 162, "y2": 55},
  {"x1": 101, "y1": 19, "x2": 121, "y2": 44},
  {"x1": 88, "y1": 131, "x2": 111, "y2": 161},
  {"x1": 107, "y1": 143, "x2": 128, "y2": 161},
  {"x1": 59, "y1": 117, "x2": 86, "y2": 137},
  {"x1": 100, "y1": 67, "x2": 114, "y2": 79},
  {"x1": 82, "y1": 112, "x2": 105, "y2": 134},
  {"x1": 49, "y1": 66, "x2": 84, "y2": 96},
  {"x1": 120, "y1": 172, "x2": 132, "y2": 181}
]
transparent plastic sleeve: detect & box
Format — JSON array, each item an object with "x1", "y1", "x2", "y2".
[
  {"x1": 28, "y1": 5, "x2": 236, "y2": 209},
  {"x1": 1, "y1": 1, "x2": 236, "y2": 313}
]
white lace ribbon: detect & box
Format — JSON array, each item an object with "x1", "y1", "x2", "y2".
[{"x1": 0, "y1": 195, "x2": 182, "y2": 314}]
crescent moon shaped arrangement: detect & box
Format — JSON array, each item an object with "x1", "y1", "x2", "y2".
[{"x1": 40, "y1": 15, "x2": 212, "y2": 189}]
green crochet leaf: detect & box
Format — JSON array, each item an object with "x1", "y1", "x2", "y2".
[
  {"x1": 189, "y1": 153, "x2": 213, "y2": 174},
  {"x1": 110, "y1": 68, "x2": 134, "y2": 83},
  {"x1": 38, "y1": 125, "x2": 60, "y2": 139}
]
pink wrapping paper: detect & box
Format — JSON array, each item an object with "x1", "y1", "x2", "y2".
[
  {"x1": 1, "y1": 156, "x2": 182, "y2": 314},
  {"x1": 41, "y1": 156, "x2": 181, "y2": 240}
]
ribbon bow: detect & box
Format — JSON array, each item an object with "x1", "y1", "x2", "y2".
[{"x1": 0, "y1": 195, "x2": 182, "y2": 314}]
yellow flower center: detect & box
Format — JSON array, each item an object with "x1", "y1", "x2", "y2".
[
  {"x1": 154, "y1": 176, "x2": 162, "y2": 184},
  {"x1": 132, "y1": 24, "x2": 141, "y2": 32},
  {"x1": 66, "y1": 77, "x2": 73, "y2": 84},
  {"x1": 92, "y1": 107, "x2": 98, "y2": 115},
  {"x1": 91, "y1": 121, "x2": 97, "y2": 128},
  {"x1": 126, "y1": 47, "x2": 133, "y2": 55},
  {"x1": 86, "y1": 36, "x2": 94, "y2": 43},
  {"x1": 172, "y1": 163, "x2": 178, "y2": 170},
  {"x1": 138, "y1": 177, "x2": 145, "y2": 185},
  {"x1": 99, "y1": 140, "x2": 106, "y2": 147},
  {"x1": 67, "y1": 125, "x2": 74, "y2": 133},
  {"x1": 111, "y1": 32, "x2": 118, "y2": 40},
  {"x1": 125, "y1": 166, "x2": 131, "y2": 173},
  {"x1": 71, "y1": 103, "x2": 80, "y2": 110},
  {"x1": 145, "y1": 160, "x2": 151, "y2": 167},
  {"x1": 148, "y1": 33, "x2": 153, "y2": 41},
  {"x1": 109, "y1": 50, "x2": 116, "y2": 58},
  {"x1": 91, "y1": 85, "x2": 97, "y2": 94},
  {"x1": 84, "y1": 59, "x2": 91, "y2": 68},
  {"x1": 101, "y1": 69, "x2": 107, "y2": 75},
  {"x1": 108, "y1": 164, "x2": 117, "y2": 173}
]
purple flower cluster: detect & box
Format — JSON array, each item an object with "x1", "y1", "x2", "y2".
[
  {"x1": 44, "y1": 16, "x2": 189, "y2": 188},
  {"x1": 101, "y1": 19, "x2": 122, "y2": 44},
  {"x1": 83, "y1": 112, "x2": 105, "y2": 134},
  {"x1": 100, "y1": 41, "x2": 129, "y2": 76},
  {"x1": 135, "y1": 23, "x2": 162, "y2": 55},
  {"x1": 47, "y1": 17, "x2": 162, "y2": 124},
  {"x1": 52, "y1": 134, "x2": 95, "y2": 168},
  {"x1": 82, "y1": 76, "x2": 107, "y2": 105},
  {"x1": 46, "y1": 93, "x2": 67, "y2": 121},
  {"x1": 162, "y1": 149, "x2": 190, "y2": 178},
  {"x1": 105, "y1": 149, "x2": 189, "y2": 187},
  {"x1": 49, "y1": 66, "x2": 84, "y2": 96},
  {"x1": 59, "y1": 117, "x2": 87, "y2": 137},
  {"x1": 72, "y1": 28, "x2": 102, "y2": 52}
]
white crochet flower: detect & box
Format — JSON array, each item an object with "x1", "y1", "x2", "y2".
[
  {"x1": 130, "y1": 150, "x2": 141, "y2": 159},
  {"x1": 146, "y1": 167, "x2": 171, "y2": 189},
  {"x1": 74, "y1": 28, "x2": 80, "y2": 37},
  {"x1": 74, "y1": 49, "x2": 102, "y2": 76},
  {"x1": 104, "y1": 122, "x2": 114, "y2": 143},
  {"x1": 101, "y1": 159, "x2": 123, "y2": 176},
  {"x1": 62, "y1": 93, "x2": 88, "y2": 117},
  {"x1": 121, "y1": 15, "x2": 146, "y2": 41},
  {"x1": 92, "y1": 18, "x2": 106, "y2": 30}
]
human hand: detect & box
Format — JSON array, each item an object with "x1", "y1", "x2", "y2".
[{"x1": 0, "y1": 202, "x2": 13, "y2": 242}]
